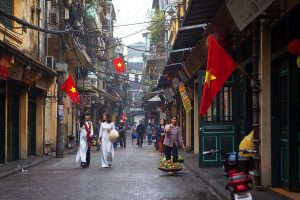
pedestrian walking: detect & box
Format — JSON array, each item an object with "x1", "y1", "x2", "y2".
[
  {"x1": 136, "y1": 120, "x2": 145, "y2": 148},
  {"x1": 118, "y1": 120, "x2": 126, "y2": 148},
  {"x1": 76, "y1": 112, "x2": 94, "y2": 168},
  {"x1": 157, "y1": 118, "x2": 166, "y2": 157},
  {"x1": 94, "y1": 117, "x2": 102, "y2": 151},
  {"x1": 131, "y1": 122, "x2": 137, "y2": 145},
  {"x1": 146, "y1": 123, "x2": 154, "y2": 145},
  {"x1": 99, "y1": 112, "x2": 115, "y2": 168},
  {"x1": 164, "y1": 116, "x2": 185, "y2": 162}
]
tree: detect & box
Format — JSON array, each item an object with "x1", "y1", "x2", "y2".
[{"x1": 148, "y1": 10, "x2": 165, "y2": 45}]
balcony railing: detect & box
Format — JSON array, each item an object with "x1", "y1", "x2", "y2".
[{"x1": 77, "y1": 78, "x2": 98, "y2": 90}]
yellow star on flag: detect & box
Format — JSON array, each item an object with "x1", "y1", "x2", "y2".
[
  {"x1": 70, "y1": 86, "x2": 76, "y2": 93},
  {"x1": 117, "y1": 62, "x2": 122, "y2": 68},
  {"x1": 205, "y1": 69, "x2": 216, "y2": 88}
]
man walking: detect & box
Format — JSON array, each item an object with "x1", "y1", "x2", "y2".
[
  {"x1": 136, "y1": 120, "x2": 145, "y2": 148},
  {"x1": 118, "y1": 120, "x2": 126, "y2": 148},
  {"x1": 164, "y1": 116, "x2": 185, "y2": 162}
]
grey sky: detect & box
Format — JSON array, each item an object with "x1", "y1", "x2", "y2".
[{"x1": 112, "y1": 0, "x2": 153, "y2": 45}]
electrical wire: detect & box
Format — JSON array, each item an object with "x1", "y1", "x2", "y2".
[
  {"x1": 0, "y1": 9, "x2": 67, "y2": 34},
  {"x1": 113, "y1": 20, "x2": 163, "y2": 27}
]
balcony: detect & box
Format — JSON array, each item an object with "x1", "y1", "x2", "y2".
[{"x1": 77, "y1": 78, "x2": 98, "y2": 91}]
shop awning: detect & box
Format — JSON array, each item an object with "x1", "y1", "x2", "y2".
[
  {"x1": 0, "y1": 41, "x2": 56, "y2": 77},
  {"x1": 156, "y1": 0, "x2": 223, "y2": 89}
]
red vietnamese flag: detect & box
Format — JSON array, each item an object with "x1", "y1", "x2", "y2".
[
  {"x1": 60, "y1": 75, "x2": 80, "y2": 104},
  {"x1": 199, "y1": 35, "x2": 237, "y2": 116},
  {"x1": 112, "y1": 57, "x2": 125, "y2": 74}
]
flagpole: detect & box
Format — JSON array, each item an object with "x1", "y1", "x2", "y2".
[{"x1": 236, "y1": 64, "x2": 260, "y2": 90}]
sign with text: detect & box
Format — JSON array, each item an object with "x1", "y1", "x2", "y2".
[{"x1": 178, "y1": 83, "x2": 192, "y2": 113}]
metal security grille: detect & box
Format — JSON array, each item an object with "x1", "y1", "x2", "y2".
[
  {"x1": 202, "y1": 85, "x2": 233, "y2": 122},
  {"x1": 0, "y1": 0, "x2": 13, "y2": 28}
]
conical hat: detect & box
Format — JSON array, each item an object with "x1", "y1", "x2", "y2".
[{"x1": 109, "y1": 130, "x2": 119, "y2": 143}]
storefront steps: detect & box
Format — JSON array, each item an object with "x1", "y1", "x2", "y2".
[
  {"x1": 181, "y1": 151, "x2": 294, "y2": 200},
  {"x1": 0, "y1": 149, "x2": 76, "y2": 179}
]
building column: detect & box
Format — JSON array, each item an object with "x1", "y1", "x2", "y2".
[
  {"x1": 185, "y1": 111, "x2": 191, "y2": 149},
  {"x1": 36, "y1": 96, "x2": 44, "y2": 156},
  {"x1": 20, "y1": 91, "x2": 28, "y2": 159},
  {"x1": 194, "y1": 81, "x2": 199, "y2": 154},
  {"x1": 260, "y1": 24, "x2": 272, "y2": 186},
  {"x1": 252, "y1": 20, "x2": 261, "y2": 186}
]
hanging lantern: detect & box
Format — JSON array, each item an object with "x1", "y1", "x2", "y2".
[
  {"x1": 297, "y1": 55, "x2": 300, "y2": 69},
  {"x1": 288, "y1": 39, "x2": 300, "y2": 55}
]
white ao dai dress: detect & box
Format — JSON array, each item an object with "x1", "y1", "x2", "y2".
[{"x1": 99, "y1": 122, "x2": 115, "y2": 167}]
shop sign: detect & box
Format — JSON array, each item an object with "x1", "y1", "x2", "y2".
[
  {"x1": 129, "y1": 107, "x2": 144, "y2": 112},
  {"x1": 0, "y1": 55, "x2": 11, "y2": 80},
  {"x1": 227, "y1": 0, "x2": 275, "y2": 31},
  {"x1": 178, "y1": 83, "x2": 192, "y2": 113}
]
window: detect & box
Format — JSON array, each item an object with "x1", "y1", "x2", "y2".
[
  {"x1": 202, "y1": 85, "x2": 233, "y2": 122},
  {"x1": 0, "y1": 0, "x2": 13, "y2": 29}
]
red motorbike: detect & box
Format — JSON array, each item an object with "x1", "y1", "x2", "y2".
[{"x1": 203, "y1": 149, "x2": 256, "y2": 200}]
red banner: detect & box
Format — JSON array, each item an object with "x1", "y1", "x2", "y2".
[{"x1": 0, "y1": 55, "x2": 10, "y2": 80}]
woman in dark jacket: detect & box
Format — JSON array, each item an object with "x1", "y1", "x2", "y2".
[{"x1": 156, "y1": 118, "x2": 166, "y2": 157}]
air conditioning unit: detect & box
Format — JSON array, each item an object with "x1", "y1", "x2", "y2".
[{"x1": 45, "y1": 56, "x2": 55, "y2": 69}]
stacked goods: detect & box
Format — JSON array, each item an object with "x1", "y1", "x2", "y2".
[
  {"x1": 158, "y1": 159, "x2": 182, "y2": 172},
  {"x1": 178, "y1": 155, "x2": 184, "y2": 163}
]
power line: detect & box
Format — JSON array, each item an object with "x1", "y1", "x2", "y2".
[
  {"x1": 113, "y1": 20, "x2": 163, "y2": 27},
  {"x1": 0, "y1": 9, "x2": 67, "y2": 34}
]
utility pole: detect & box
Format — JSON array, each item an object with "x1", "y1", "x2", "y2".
[{"x1": 56, "y1": 0, "x2": 65, "y2": 158}]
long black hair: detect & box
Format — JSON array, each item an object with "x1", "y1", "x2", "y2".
[
  {"x1": 103, "y1": 112, "x2": 112, "y2": 123},
  {"x1": 80, "y1": 112, "x2": 90, "y2": 127}
]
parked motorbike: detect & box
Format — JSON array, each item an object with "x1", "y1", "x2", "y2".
[
  {"x1": 203, "y1": 149, "x2": 256, "y2": 200},
  {"x1": 67, "y1": 135, "x2": 78, "y2": 149}
]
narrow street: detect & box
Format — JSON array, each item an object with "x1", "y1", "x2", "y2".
[{"x1": 0, "y1": 134, "x2": 221, "y2": 200}]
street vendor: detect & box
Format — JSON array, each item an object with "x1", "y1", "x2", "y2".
[{"x1": 163, "y1": 116, "x2": 185, "y2": 162}]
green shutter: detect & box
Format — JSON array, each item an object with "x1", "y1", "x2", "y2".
[{"x1": 0, "y1": 0, "x2": 13, "y2": 28}]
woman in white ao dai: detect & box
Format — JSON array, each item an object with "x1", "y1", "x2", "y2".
[{"x1": 99, "y1": 113, "x2": 115, "y2": 168}]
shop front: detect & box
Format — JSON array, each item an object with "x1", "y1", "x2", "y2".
[
  {"x1": 270, "y1": 4, "x2": 300, "y2": 192},
  {"x1": 0, "y1": 41, "x2": 56, "y2": 163}
]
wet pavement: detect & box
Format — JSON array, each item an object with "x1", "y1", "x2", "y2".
[{"x1": 0, "y1": 135, "x2": 221, "y2": 200}]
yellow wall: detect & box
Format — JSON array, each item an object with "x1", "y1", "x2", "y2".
[
  {"x1": 185, "y1": 111, "x2": 191, "y2": 149},
  {"x1": 44, "y1": 83, "x2": 57, "y2": 152},
  {"x1": 36, "y1": 96, "x2": 44, "y2": 156},
  {"x1": 20, "y1": 91, "x2": 28, "y2": 159},
  {"x1": 0, "y1": 0, "x2": 40, "y2": 60}
]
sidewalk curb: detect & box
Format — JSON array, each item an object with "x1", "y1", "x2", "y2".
[
  {"x1": 0, "y1": 156, "x2": 53, "y2": 180},
  {"x1": 183, "y1": 161, "x2": 229, "y2": 200},
  {"x1": 0, "y1": 149, "x2": 77, "y2": 180}
]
